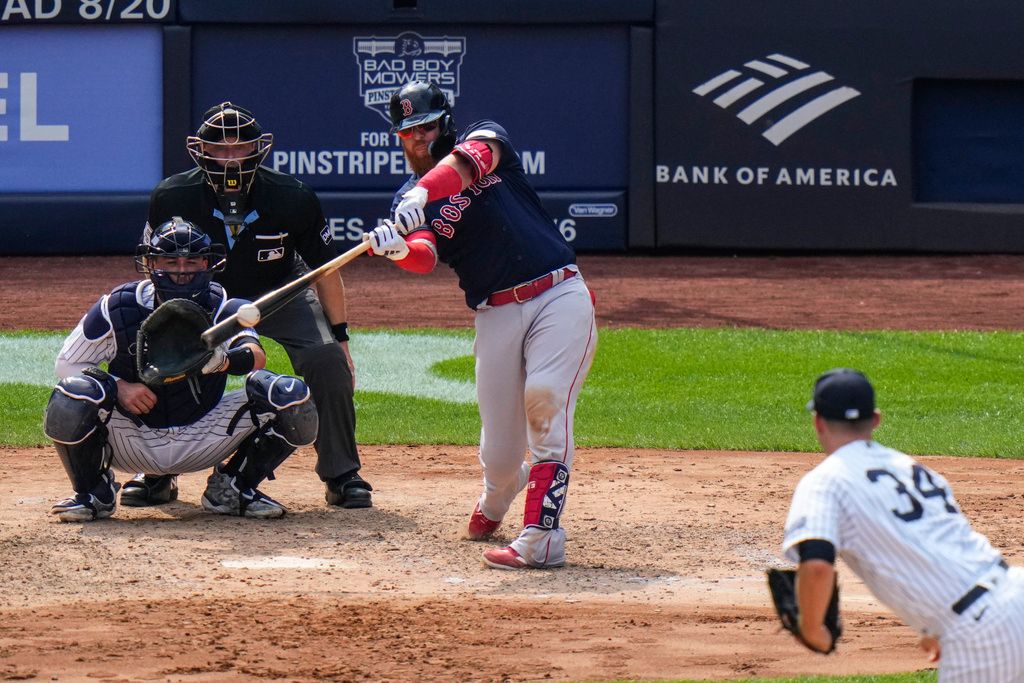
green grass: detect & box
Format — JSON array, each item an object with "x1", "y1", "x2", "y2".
[
  {"x1": 433, "y1": 327, "x2": 1024, "y2": 456},
  {"x1": 7, "y1": 327, "x2": 1024, "y2": 457},
  {"x1": 622, "y1": 674, "x2": 935, "y2": 683}
]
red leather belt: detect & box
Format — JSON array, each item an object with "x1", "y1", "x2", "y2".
[{"x1": 486, "y1": 268, "x2": 577, "y2": 307}]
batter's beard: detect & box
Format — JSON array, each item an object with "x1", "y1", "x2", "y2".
[{"x1": 403, "y1": 145, "x2": 437, "y2": 177}]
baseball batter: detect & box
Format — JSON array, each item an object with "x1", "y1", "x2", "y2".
[
  {"x1": 782, "y1": 368, "x2": 1024, "y2": 680},
  {"x1": 365, "y1": 81, "x2": 597, "y2": 569},
  {"x1": 45, "y1": 218, "x2": 317, "y2": 522}
]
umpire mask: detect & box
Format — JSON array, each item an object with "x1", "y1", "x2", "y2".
[{"x1": 187, "y1": 102, "x2": 273, "y2": 235}]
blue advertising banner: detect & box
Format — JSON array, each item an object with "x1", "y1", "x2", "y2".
[
  {"x1": 0, "y1": 26, "x2": 162, "y2": 192},
  {"x1": 317, "y1": 191, "x2": 626, "y2": 254},
  {"x1": 189, "y1": 25, "x2": 629, "y2": 192}
]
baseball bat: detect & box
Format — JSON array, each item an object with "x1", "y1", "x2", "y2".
[{"x1": 201, "y1": 240, "x2": 372, "y2": 349}]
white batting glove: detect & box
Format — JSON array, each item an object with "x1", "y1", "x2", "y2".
[
  {"x1": 365, "y1": 223, "x2": 410, "y2": 261},
  {"x1": 394, "y1": 185, "x2": 428, "y2": 233},
  {"x1": 201, "y1": 344, "x2": 229, "y2": 374}
]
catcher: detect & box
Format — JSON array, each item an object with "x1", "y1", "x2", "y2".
[
  {"x1": 44, "y1": 217, "x2": 317, "y2": 522},
  {"x1": 771, "y1": 369, "x2": 1024, "y2": 679}
]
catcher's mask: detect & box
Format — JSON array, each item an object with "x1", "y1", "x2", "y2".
[
  {"x1": 187, "y1": 102, "x2": 273, "y2": 233},
  {"x1": 388, "y1": 81, "x2": 456, "y2": 160},
  {"x1": 135, "y1": 217, "x2": 226, "y2": 303}
]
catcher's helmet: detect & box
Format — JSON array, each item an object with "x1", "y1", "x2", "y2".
[
  {"x1": 186, "y1": 102, "x2": 273, "y2": 194},
  {"x1": 135, "y1": 217, "x2": 226, "y2": 303}
]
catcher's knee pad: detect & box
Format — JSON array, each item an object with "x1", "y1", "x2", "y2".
[
  {"x1": 44, "y1": 369, "x2": 117, "y2": 494},
  {"x1": 522, "y1": 460, "x2": 570, "y2": 531},
  {"x1": 245, "y1": 370, "x2": 318, "y2": 447},
  {"x1": 44, "y1": 368, "x2": 117, "y2": 445}
]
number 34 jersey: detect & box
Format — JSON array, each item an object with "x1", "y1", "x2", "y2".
[{"x1": 782, "y1": 439, "x2": 1004, "y2": 637}]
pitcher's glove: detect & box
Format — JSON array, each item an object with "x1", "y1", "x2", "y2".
[
  {"x1": 766, "y1": 568, "x2": 841, "y2": 654},
  {"x1": 136, "y1": 298, "x2": 214, "y2": 387}
]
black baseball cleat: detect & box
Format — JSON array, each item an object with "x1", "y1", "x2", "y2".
[
  {"x1": 120, "y1": 473, "x2": 179, "y2": 507},
  {"x1": 325, "y1": 471, "x2": 373, "y2": 509}
]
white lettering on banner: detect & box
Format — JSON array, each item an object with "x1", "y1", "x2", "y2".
[
  {"x1": 2, "y1": 0, "x2": 60, "y2": 20},
  {"x1": 1, "y1": 0, "x2": 170, "y2": 21},
  {"x1": 655, "y1": 164, "x2": 898, "y2": 188},
  {"x1": 0, "y1": 72, "x2": 69, "y2": 142},
  {"x1": 270, "y1": 149, "x2": 409, "y2": 176},
  {"x1": 522, "y1": 151, "x2": 545, "y2": 175},
  {"x1": 0, "y1": 72, "x2": 6, "y2": 141},
  {"x1": 359, "y1": 131, "x2": 398, "y2": 147},
  {"x1": 655, "y1": 165, "x2": 730, "y2": 184},
  {"x1": 328, "y1": 217, "x2": 366, "y2": 242},
  {"x1": 354, "y1": 33, "x2": 466, "y2": 124},
  {"x1": 271, "y1": 146, "x2": 548, "y2": 177}
]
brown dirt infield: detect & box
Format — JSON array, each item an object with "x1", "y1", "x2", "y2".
[{"x1": 2, "y1": 254, "x2": 1023, "y2": 682}]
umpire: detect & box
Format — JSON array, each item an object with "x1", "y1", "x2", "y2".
[{"x1": 145, "y1": 102, "x2": 371, "y2": 508}]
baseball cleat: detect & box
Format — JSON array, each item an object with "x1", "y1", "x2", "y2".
[
  {"x1": 50, "y1": 470, "x2": 119, "y2": 522},
  {"x1": 120, "y1": 473, "x2": 179, "y2": 507},
  {"x1": 467, "y1": 503, "x2": 501, "y2": 541},
  {"x1": 482, "y1": 546, "x2": 531, "y2": 570},
  {"x1": 325, "y1": 471, "x2": 373, "y2": 509},
  {"x1": 201, "y1": 467, "x2": 286, "y2": 519},
  {"x1": 51, "y1": 493, "x2": 117, "y2": 522}
]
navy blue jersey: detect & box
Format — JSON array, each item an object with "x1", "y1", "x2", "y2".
[
  {"x1": 80, "y1": 281, "x2": 259, "y2": 429},
  {"x1": 391, "y1": 120, "x2": 575, "y2": 309}
]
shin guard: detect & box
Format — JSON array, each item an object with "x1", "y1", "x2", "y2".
[{"x1": 522, "y1": 460, "x2": 569, "y2": 531}]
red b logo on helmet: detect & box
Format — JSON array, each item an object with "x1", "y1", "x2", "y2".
[{"x1": 400, "y1": 98, "x2": 414, "y2": 117}]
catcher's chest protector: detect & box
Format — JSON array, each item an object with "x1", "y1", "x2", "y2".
[{"x1": 107, "y1": 282, "x2": 230, "y2": 428}]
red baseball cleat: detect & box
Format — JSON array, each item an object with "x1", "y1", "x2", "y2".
[
  {"x1": 482, "y1": 546, "x2": 530, "y2": 570},
  {"x1": 467, "y1": 503, "x2": 501, "y2": 541}
]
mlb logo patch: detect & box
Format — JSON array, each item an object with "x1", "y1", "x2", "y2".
[
  {"x1": 258, "y1": 247, "x2": 285, "y2": 262},
  {"x1": 320, "y1": 224, "x2": 332, "y2": 245}
]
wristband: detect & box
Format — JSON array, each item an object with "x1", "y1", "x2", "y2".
[
  {"x1": 331, "y1": 322, "x2": 350, "y2": 342},
  {"x1": 225, "y1": 346, "x2": 256, "y2": 375}
]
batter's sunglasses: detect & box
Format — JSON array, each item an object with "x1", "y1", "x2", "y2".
[{"x1": 396, "y1": 121, "x2": 440, "y2": 139}]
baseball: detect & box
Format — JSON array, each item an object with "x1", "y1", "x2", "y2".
[{"x1": 237, "y1": 303, "x2": 261, "y2": 327}]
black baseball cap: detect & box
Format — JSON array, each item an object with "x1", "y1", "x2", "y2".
[{"x1": 807, "y1": 368, "x2": 875, "y2": 421}]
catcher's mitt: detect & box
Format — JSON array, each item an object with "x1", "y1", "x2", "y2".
[
  {"x1": 766, "y1": 567, "x2": 841, "y2": 654},
  {"x1": 136, "y1": 298, "x2": 214, "y2": 387}
]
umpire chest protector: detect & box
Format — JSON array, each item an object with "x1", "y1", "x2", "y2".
[
  {"x1": 102, "y1": 281, "x2": 229, "y2": 428},
  {"x1": 148, "y1": 167, "x2": 337, "y2": 300}
]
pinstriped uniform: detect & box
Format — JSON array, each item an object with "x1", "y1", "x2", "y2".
[
  {"x1": 783, "y1": 440, "x2": 1024, "y2": 681},
  {"x1": 56, "y1": 285, "x2": 267, "y2": 476},
  {"x1": 101, "y1": 390, "x2": 264, "y2": 475}
]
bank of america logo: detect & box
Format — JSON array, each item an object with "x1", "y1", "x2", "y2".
[
  {"x1": 692, "y1": 53, "x2": 860, "y2": 146},
  {"x1": 354, "y1": 32, "x2": 466, "y2": 125}
]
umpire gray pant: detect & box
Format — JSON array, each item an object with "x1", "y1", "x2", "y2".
[{"x1": 254, "y1": 287, "x2": 360, "y2": 481}]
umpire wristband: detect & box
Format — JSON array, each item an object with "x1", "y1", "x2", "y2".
[
  {"x1": 225, "y1": 346, "x2": 256, "y2": 375},
  {"x1": 331, "y1": 322, "x2": 350, "y2": 343}
]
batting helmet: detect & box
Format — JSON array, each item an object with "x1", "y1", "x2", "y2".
[
  {"x1": 389, "y1": 82, "x2": 455, "y2": 133},
  {"x1": 135, "y1": 217, "x2": 226, "y2": 303},
  {"x1": 186, "y1": 102, "x2": 273, "y2": 194},
  {"x1": 388, "y1": 82, "x2": 457, "y2": 159}
]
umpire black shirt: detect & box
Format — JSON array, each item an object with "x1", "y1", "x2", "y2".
[{"x1": 148, "y1": 167, "x2": 337, "y2": 300}]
